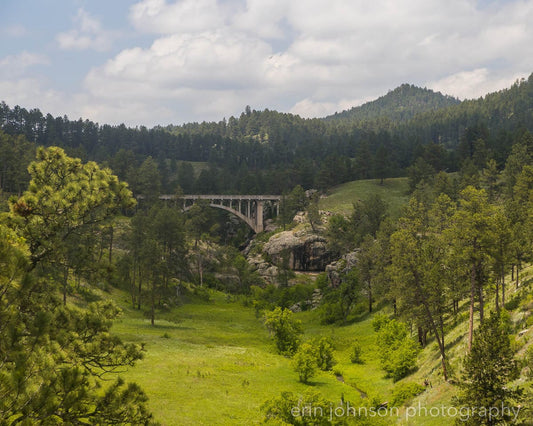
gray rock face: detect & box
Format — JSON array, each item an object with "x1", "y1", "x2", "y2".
[
  {"x1": 262, "y1": 231, "x2": 333, "y2": 271},
  {"x1": 247, "y1": 254, "x2": 279, "y2": 285},
  {"x1": 325, "y1": 250, "x2": 359, "y2": 287}
]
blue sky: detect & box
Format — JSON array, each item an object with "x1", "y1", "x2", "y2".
[{"x1": 1, "y1": 0, "x2": 532, "y2": 126}]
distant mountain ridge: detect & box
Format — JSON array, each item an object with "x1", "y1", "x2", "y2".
[
  {"x1": 325, "y1": 84, "x2": 460, "y2": 124},
  {"x1": 2, "y1": 74, "x2": 533, "y2": 195}
]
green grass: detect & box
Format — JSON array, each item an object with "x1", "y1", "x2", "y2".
[
  {"x1": 319, "y1": 177, "x2": 409, "y2": 218},
  {"x1": 108, "y1": 263, "x2": 533, "y2": 425},
  {"x1": 111, "y1": 291, "x2": 396, "y2": 425}
]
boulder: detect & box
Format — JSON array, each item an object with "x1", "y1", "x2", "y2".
[
  {"x1": 262, "y1": 231, "x2": 333, "y2": 271},
  {"x1": 247, "y1": 253, "x2": 279, "y2": 284},
  {"x1": 325, "y1": 250, "x2": 359, "y2": 287}
]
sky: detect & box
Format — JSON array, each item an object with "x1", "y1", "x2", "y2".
[{"x1": 1, "y1": 0, "x2": 532, "y2": 127}]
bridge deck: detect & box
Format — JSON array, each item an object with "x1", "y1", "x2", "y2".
[{"x1": 160, "y1": 194, "x2": 281, "y2": 201}]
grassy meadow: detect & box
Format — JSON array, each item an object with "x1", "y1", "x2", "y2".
[
  {"x1": 108, "y1": 267, "x2": 533, "y2": 425},
  {"x1": 319, "y1": 177, "x2": 409, "y2": 217},
  {"x1": 111, "y1": 290, "x2": 398, "y2": 425}
]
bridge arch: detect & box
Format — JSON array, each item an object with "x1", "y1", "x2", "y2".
[{"x1": 161, "y1": 194, "x2": 281, "y2": 233}]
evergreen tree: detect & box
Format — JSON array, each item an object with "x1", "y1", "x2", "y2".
[
  {"x1": 10, "y1": 147, "x2": 136, "y2": 304},
  {"x1": 455, "y1": 313, "x2": 520, "y2": 425},
  {"x1": 446, "y1": 187, "x2": 496, "y2": 351}
]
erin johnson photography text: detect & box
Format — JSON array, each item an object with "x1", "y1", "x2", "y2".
[{"x1": 291, "y1": 401, "x2": 522, "y2": 422}]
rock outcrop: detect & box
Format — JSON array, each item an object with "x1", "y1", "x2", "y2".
[
  {"x1": 262, "y1": 230, "x2": 333, "y2": 271},
  {"x1": 325, "y1": 250, "x2": 359, "y2": 287},
  {"x1": 245, "y1": 227, "x2": 335, "y2": 284},
  {"x1": 247, "y1": 254, "x2": 279, "y2": 285}
]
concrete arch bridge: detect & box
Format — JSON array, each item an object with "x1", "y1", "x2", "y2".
[{"x1": 159, "y1": 194, "x2": 281, "y2": 233}]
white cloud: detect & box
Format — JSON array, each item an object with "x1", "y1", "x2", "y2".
[
  {"x1": 232, "y1": 0, "x2": 288, "y2": 39},
  {"x1": 84, "y1": 30, "x2": 272, "y2": 97},
  {"x1": 0, "y1": 52, "x2": 49, "y2": 78},
  {"x1": 56, "y1": 9, "x2": 115, "y2": 51},
  {"x1": 5, "y1": 0, "x2": 533, "y2": 126},
  {"x1": 82, "y1": 0, "x2": 533, "y2": 124},
  {"x1": 0, "y1": 77, "x2": 66, "y2": 112},
  {"x1": 427, "y1": 68, "x2": 525, "y2": 100},
  {"x1": 129, "y1": 0, "x2": 225, "y2": 34}
]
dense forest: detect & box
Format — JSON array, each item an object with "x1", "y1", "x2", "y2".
[
  {"x1": 2, "y1": 73, "x2": 533, "y2": 197},
  {"x1": 2, "y1": 74, "x2": 533, "y2": 423}
]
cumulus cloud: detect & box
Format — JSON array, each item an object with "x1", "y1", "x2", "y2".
[
  {"x1": 84, "y1": 30, "x2": 272, "y2": 96},
  {"x1": 427, "y1": 68, "x2": 524, "y2": 100},
  {"x1": 232, "y1": 0, "x2": 289, "y2": 39},
  {"x1": 0, "y1": 52, "x2": 49, "y2": 78},
  {"x1": 0, "y1": 77, "x2": 68, "y2": 113},
  {"x1": 56, "y1": 9, "x2": 115, "y2": 51},
  {"x1": 45, "y1": 0, "x2": 533, "y2": 125},
  {"x1": 129, "y1": 0, "x2": 225, "y2": 34}
]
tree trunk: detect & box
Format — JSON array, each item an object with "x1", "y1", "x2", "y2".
[
  {"x1": 63, "y1": 267, "x2": 69, "y2": 305},
  {"x1": 418, "y1": 327, "x2": 427, "y2": 347},
  {"x1": 131, "y1": 260, "x2": 137, "y2": 308},
  {"x1": 108, "y1": 226, "x2": 114, "y2": 264},
  {"x1": 468, "y1": 264, "x2": 476, "y2": 352},
  {"x1": 439, "y1": 315, "x2": 448, "y2": 381},
  {"x1": 495, "y1": 279, "x2": 500, "y2": 312},
  {"x1": 137, "y1": 265, "x2": 142, "y2": 310},
  {"x1": 150, "y1": 278, "x2": 155, "y2": 326},
  {"x1": 478, "y1": 280, "x2": 484, "y2": 324},
  {"x1": 501, "y1": 264, "x2": 506, "y2": 306},
  {"x1": 198, "y1": 252, "x2": 203, "y2": 287},
  {"x1": 368, "y1": 281, "x2": 373, "y2": 313},
  {"x1": 412, "y1": 269, "x2": 448, "y2": 380}
]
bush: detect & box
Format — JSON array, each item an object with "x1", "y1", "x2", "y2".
[
  {"x1": 264, "y1": 307, "x2": 303, "y2": 356},
  {"x1": 382, "y1": 338, "x2": 420, "y2": 381},
  {"x1": 525, "y1": 345, "x2": 533, "y2": 379},
  {"x1": 350, "y1": 341, "x2": 363, "y2": 364},
  {"x1": 376, "y1": 319, "x2": 420, "y2": 381},
  {"x1": 504, "y1": 296, "x2": 521, "y2": 311},
  {"x1": 391, "y1": 382, "x2": 425, "y2": 406},
  {"x1": 192, "y1": 286, "x2": 211, "y2": 302},
  {"x1": 311, "y1": 337, "x2": 336, "y2": 371},
  {"x1": 371, "y1": 313, "x2": 390, "y2": 332},
  {"x1": 319, "y1": 302, "x2": 345, "y2": 324},
  {"x1": 251, "y1": 283, "x2": 315, "y2": 312},
  {"x1": 261, "y1": 391, "x2": 332, "y2": 424},
  {"x1": 292, "y1": 343, "x2": 317, "y2": 383}
]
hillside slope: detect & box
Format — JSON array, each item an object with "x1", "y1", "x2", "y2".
[{"x1": 325, "y1": 84, "x2": 460, "y2": 124}]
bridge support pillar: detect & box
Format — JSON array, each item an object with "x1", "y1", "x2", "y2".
[{"x1": 255, "y1": 201, "x2": 264, "y2": 233}]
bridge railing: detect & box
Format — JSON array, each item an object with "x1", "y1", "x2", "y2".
[{"x1": 159, "y1": 194, "x2": 281, "y2": 201}]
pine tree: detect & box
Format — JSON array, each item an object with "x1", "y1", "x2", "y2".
[{"x1": 455, "y1": 313, "x2": 521, "y2": 425}]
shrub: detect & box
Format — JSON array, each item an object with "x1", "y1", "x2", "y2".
[
  {"x1": 251, "y1": 283, "x2": 315, "y2": 312},
  {"x1": 261, "y1": 391, "x2": 332, "y2": 424},
  {"x1": 391, "y1": 382, "x2": 425, "y2": 406},
  {"x1": 376, "y1": 319, "x2": 420, "y2": 381},
  {"x1": 311, "y1": 337, "x2": 336, "y2": 371},
  {"x1": 524, "y1": 345, "x2": 533, "y2": 379},
  {"x1": 264, "y1": 307, "x2": 303, "y2": 356},
  {"x1": 350, "y1": 341, "x2": 363, "y2": 364},
  {"x1": 371, "y1": 313, "x2": 390, "y2": 332},
  {"x1": 504, "y1": 296, "x2": 521, "y2": 311},
  {"x1": 292, "y1": 343, "x2": 317, "y2": 383},
  {"x1": 319, "y1": 302, "x2": 345, "y2": 324}
]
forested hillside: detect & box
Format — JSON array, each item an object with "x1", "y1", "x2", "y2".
[
  {"x1": 325, "y1": 83, "x2": 460, "y2": 127},
  {"x1": 1, "y1": 74, "x2": 533, "y2": 197}
]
